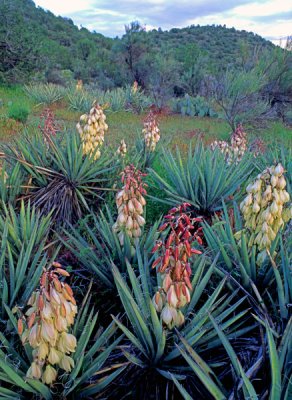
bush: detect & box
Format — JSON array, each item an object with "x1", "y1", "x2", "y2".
[{"x1": 7, "y1": 103, "x2": 30, "y2": 123}]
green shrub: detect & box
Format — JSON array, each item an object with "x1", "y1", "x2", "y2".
[{"x1": 7, "y1": 103, "x2": 30, "y2": 123}]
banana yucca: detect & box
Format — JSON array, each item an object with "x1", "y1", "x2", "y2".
[
  {"x1": 142, "y1": 111, "x2": 160, "y2": 151},
  {"x1": 113, "y1": 165, "x2": 147, "y2": 245},
  {"x1": 76, "y1": 101, "x2": 108, "y2": 160},
  {"x1": 239, "y1": 163, "x2": 292, "y2": 262},
  {"x1": 116, "y1": 139, "x2": 127, "y2": 158},
  {"x1": 152, "y1": 203, "x2": 202, "y2": 329},
  {"x1": 18, "y1": 262, "x2": 77, "y2": 385}
]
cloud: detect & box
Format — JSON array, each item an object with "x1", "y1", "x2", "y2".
[
  {"x1": 34, "y1": 0, "x2": 292, "y2": 41},
  {"x1": 251, "y1": 12, "x2": 292, "y2": 23}
]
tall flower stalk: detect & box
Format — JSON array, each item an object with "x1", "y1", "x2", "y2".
[
  {"x1": 76, "y1": 102, "x2": 108, "y2": 160},
  {"x1": 18, "y1": 262, "x2": 77, "y2": 385},
  {"x1": 113, "y1": 165, "x2": 147, "y2": 245},
  {"x1": 142, "y1": 110, "x2": 160, "y2": 152},
  {"x1": 152, "y1": 203, "x2": 203, "y2": 329},
  {"x1": 239, "y1": 163, "x2": 291, "y2": 263}
]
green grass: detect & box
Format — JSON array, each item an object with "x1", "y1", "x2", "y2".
[{"x1": 0, "y1": 85, "x2": 291, "y2": 150}]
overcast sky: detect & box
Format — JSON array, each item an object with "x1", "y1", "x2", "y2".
[{"x1": 34, "y1": 0, "x2": 291, "y2": 45}]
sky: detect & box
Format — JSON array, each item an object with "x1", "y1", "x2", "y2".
[{"x1": 34, "y1": 0, "x2": 292, "y2": 45}]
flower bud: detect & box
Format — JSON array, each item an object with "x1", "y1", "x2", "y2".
[
  {"x1": 167, "y1": 285, "x2": 178, "y2": 308},
  {"x1": 38, "y1": 342, "x2": 49, "y2": 360},
  {"x1": 42, "y1": 365, "x2": 57, "y2": 385},
  {"x1": 59, "y1": 355, "x2": 75, "y2": 372},
  {"x1": 152, "y1": 292, "x2": 164, "y2": 312},
  {"x1": 274, "y1": 164, "x2": 284, "y2": 176},
  {"x1": 27, "y1": 361, "x2": 42, "y2": 380},
  {"x1": 48, "y1": 347, "x2": 62, "y2": 365}
]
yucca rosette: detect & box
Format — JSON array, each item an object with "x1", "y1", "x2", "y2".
[
  {"x1": 142, "y1": 111, "x2": 160, "y2": 152},
  {"x1": 239, "y1": 163, "x2": 292, "y2": 263},
  {"x1": 18, "y1": 262, "x2": 77, "y2": 385},
  {"x1": 152, "y1": 203, "x2": 203, "y2": 329},
  {"x1": 76, "y1": 101, "x2": 108, "y2": 160},
  {"x1": 113, "y1": 165, "x2": 147, "y2": 245}
]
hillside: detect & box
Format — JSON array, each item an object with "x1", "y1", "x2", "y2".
[{"x1": 0, "y1": 0, "x2": 278, "y2": 89}]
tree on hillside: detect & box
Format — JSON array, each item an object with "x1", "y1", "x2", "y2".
[
  {"x1": 148, "y1": 54, "x2": 180, "y2": 108},
  {"x1": 120, "y1": 21, "x2": 150, "y2": 86},
  {"x1": 0, "y1": 0, "x2": 41, "y2": 82},
  {"x1": 209, "y1": 66, "x2": 270, "y2": 130}
]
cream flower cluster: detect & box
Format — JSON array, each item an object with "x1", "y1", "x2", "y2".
[
  {"x1": 18, "y1": 263, "x2": 77, "y2": 385},
  {"x1": 240, "y1": 163, "x2": 291, "y2": 261},
  {"x1": 211, "y1": 124, "x2": 247, "y2": 164},
  {"x1": 116, "y1": 139, "x2": 127, "y2": 158},
  {"x1": 142, "y1": 111, "x2": 160, "y2": 151},
  {"x1": 76, "y1": 102, "x2": 108, "y2": 160},
  {"x1": 113, "y1": 165, "x2": 147, "y2": 245}
]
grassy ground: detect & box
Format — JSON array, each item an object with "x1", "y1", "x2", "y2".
[{"x1": 0, "y1": 86, "x2": 291, "y2": 149}]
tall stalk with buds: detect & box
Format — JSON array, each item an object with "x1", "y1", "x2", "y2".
[
  {"x1": 142, "y1": 111, "x2": 160, "y2": 152},
  {"x1": 152, "y1": 203, "x2": 203, "y2": 329},
  {"x1": 211, "y1": 123, "x2": 248, "y2": 165},
  {"x1": 76, "y1": 101, "x2": 108, "y2": 160},
  {"x1": 38, "y1": 108, "x2": 60, "y2": 146},
  {"x1": 113, "y1": 165, "x2": 147, "y2": 246},
  {"x1": 239, "y1": 163, "x2": 292, "y2": 263},
  {"x1": 18, "y1": 262, "x2": 77, "y2": 385}
]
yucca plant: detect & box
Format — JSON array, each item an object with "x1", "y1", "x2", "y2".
[
  {"x1": 62, "y1": 206, "x2": 161, "y2": 288},
  {"x1": 203, "y1": 202, "x2": 292, "y2": 323},
  {"x1": 24, "y1": 83, "x2": 66, "y2": 105},
  {"x1": 173, "y1": 316, "x2": 292, "y2": 399},
  {"x1": 3, "y1": 131, "x2": 115, "y2": 226},
  {"x1": 0, "y1": 293, "x2": 125, "y2": 399},
  {"x1": 0, "y1": 161, "x2": 24, "y2": 208},
  {"x1": 0, "y1": 201, "x2": 51, "y2": 258},
  {"x1": 0, "y1": 224, "x2": 53, "y2": 320},
  {"x1": 124, "y1": 84, "x2": 151, "y2": 113},
  {"x1": 66, "y1": 87, "x2": 94, "y2": 112},
  {"x1": 109, "y1": 245, "x2": 255, "y2": 398},
  {"x1": 149, "y1": 143, "x2": 253, "y2": 218}
]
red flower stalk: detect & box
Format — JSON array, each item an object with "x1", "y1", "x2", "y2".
[
  {"x1": 39, "y1": 109, "x2": 60, "y2": 142},
  {"x1": 152, "y1": 203, "x2": 203, "y2": 328}
]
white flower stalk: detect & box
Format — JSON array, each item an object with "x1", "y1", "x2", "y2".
[
  {"x1": 239, "y1": 163, "x2": 292, "y2": 262},
  {"x1": 142, "y1": 111, "x2": 160, "y2": 152},
  {"x1": 230, "y1": 123, "x2": 247, "y2": 162},
  {"x1": 76, "y1": 102, "x2": 108, "y2": 160},
  {"x1": 18, "y1": 262, "x2": 77, "y2": 385},
  {"x1": 113, "y1": 165, "x2": 147, "y2": 245},
  {"x1": 116, "y1": 139, "x2": 127, "y2": 158},
  {"x1": 210, "y1": 124, "x2": 248, "y2": 164}
]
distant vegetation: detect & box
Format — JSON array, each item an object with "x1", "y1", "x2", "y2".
[{"x1": 0, "y1": 0, "x2": 291, "y2": 128}]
